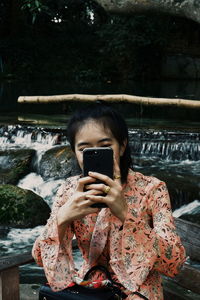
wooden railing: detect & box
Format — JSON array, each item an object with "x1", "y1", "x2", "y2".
[
  {"x1": 0, "y1": 252, "x2": 34, "y2": 300},
  {"x1": 17, "y1": 94, "x2": 200, "y2": 109}
]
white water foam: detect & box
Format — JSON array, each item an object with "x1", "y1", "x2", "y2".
[
  {"x1": 1, "y1": 173, "x2": 64, "y2": 256},
  {"x1": 0, "y1": 125, "x2": 67, "y2": 150},
  {"x1": 173, "y1": 200, "x2": 200, "y2": 217},
  {"x1": 18, "y1": 172, "x2": 64, "y2": 207},
  {"x1": 0, "y1": 226, "x2": 43, "y2": 256}
]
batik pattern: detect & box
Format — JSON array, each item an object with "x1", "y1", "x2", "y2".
[{"x1": 32, "y1": 170, "x2": 186, "y2": 299}]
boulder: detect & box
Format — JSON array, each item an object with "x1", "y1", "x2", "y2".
[
  {"x1": 180, "y1": 206, "x2": 200, "y2": 225},
  {"x1": 0, "y1": 149, "x2": 35, "y2": 185},
  {"x1": 94, "y1": 0, "x2": 200, "y2": 24},
  {"x1": 0, "y1": 184, "x2": 50, "y2": 228},
  {"x1": 39, "y1": 146, "x2": 81, "y2": 180},
  {"x1": 132, "y1": 162, "x2": 200, "y2": 210},
  {"x1": 20, "y1": 284, "x2": 40, "y2": 300}
]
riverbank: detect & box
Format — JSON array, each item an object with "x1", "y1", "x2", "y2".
[{"x1": 20, "y1": 284, "x2": 40, "y2": 300}]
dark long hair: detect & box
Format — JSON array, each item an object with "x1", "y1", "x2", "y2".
[{"x1": 67, "y1": 102, "x2": 133, "y2": 183}]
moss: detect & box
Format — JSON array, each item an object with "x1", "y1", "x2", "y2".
[{"x1": 0, "y1": 184, "x2": 50, "y2": 228}]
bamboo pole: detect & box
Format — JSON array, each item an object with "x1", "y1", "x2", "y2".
[{"x1": 18, "y1": 94, "x2": 200, "y2": 109}]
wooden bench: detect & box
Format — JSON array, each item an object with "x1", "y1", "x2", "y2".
[{"x1": 0, "y1": 252, "x2": 34, "y2": 300}]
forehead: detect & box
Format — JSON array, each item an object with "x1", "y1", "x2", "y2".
[{"x1": 75, "y1": 120, "x2": 112, "y2": 141}]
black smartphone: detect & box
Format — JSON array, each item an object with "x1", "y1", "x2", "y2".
[{"x1": 83, "y1": 147, "x2": 113, "y2": 208}]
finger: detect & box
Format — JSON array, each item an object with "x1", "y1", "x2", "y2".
[
  {"x1": 84, "y1": 189, "x2": 104, "y2": 196},
  {"x1": 86, "y1": 194, "x2": 108, "y2": 205},
  {"x1": 77, "y1": 176, "x2": 96, "y2": 192},
  {"x1": 77, "y1": 197, "x2": 98, "y2": 208},
  {"x1": 78, "y1": 191, "x2": 102, "y2": 207},
  {"x1": 82, "y1": 199, "x2": 96, "y2": 207},
  {"x1": 82, "y1": 200, "x2": 100, "y2": 213},
  {"x1": 85, "y1": 183, "x2": 108, "y2": 192},
  {"x1": 85, "y1": 184, "x2": 111, "y2": 196},
  {"x1": 113, "y1": 156, "x2": 121, "y2": 183},
  {"x1": 79, "y1": 198, "x2": 100, "y2": 213},
  {"x1": 87, "y1": 207, "x2": 99, "y2": 214},
  {"x1": 88, "y1": 171, "x2": 114, "y2": 187}
]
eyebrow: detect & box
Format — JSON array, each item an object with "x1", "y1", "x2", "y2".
[{"x1": 77, "y1": 138, "x2": 112, "y2": 147}]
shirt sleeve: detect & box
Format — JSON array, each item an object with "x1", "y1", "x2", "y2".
[
  {"x1": 32, "y1": 179, "x2": 75, "y2": 291},
  {"x1": 147, "y1": 181, "x2": 186, "y2": 276},
  {"x1": 122, "y1": 180, "x2": 186, "y2": 286}
]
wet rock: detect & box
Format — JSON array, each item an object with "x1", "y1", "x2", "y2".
[
  {"x1": 0, "y1": 149, "x2": 36, "y2": 185},
  {"x1": 164, "y1": 175, "x2": 200, "y2": 211},
  {"x1": 0, "y1": 226, "x2": 10, "y2": 237},
  {"x1": 20, "y1": 284, "x2": 40, "y2": 300},
  {"x1": 180, "y1": 206, "x2": 200, "y2": 225},
  {"x1": 94, "y1": 0, "x2": 200, "y2": 25},
  {"x1": 132, "y1": 162, "x2": 200, "y2": 211},
  {"x1": 39, "y1": 146, "x2": 81, "y2": 180},
  {"x1": 0, "y1": 184, "x2": 50, "y2": 228}
]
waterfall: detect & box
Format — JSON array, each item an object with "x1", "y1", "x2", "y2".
[
  {"x1": 1, "y1": 125, "x2": 199, "y2": 161},
  {"x1": 0, "y1": 124, "x2": 199, "y2": 212},
  {"x1": 18, "y1": 173, "x2": 64, "y2": 207},
  {"x1": 173, "y1": 200, "x2": 200, "y2": 218},
  {"x1": 129, "y1": 129, "x2": 200, "y2": 161},
  {"x1": 0, "y1": 125, "x2": 67, "y2": 149}
]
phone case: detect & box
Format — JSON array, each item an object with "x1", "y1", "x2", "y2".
[
  {"x1": 83, "y1": 147, "x2": 113, "y2": 208},
  {"x1": 83, "y1": 147, "x2": 113, "y2": 179}
]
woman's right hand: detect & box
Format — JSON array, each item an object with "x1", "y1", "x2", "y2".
[{"x1": 57, "y1": 176, "x2": 100, "y2": 226}]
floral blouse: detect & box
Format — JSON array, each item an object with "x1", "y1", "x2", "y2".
[{"x1": 32, "y1": 169, "x2": 186, "y2": 300}]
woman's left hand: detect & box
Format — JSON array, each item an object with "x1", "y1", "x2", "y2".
[{"x1": 85, "y1": 158, "x2": 127, "y2": 223}]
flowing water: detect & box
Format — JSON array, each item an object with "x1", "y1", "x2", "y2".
[{"x1": 0, "y1": 109, "x2": 200, "y2": 283}]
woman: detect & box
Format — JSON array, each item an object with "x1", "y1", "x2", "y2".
[{"x1": 32, "y1": 103, "x2": 186, "y2": 299}]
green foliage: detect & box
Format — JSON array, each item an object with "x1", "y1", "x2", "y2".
[
  {"x1": 0, "y1": 1, "x2": 180, "y2": 81},
  {"x1": 96, "y1": 14, "x2": 172, "y2": 80},
  {"x1": 0, "y1": 184, "x2": 50, "y2": 227},
  {"x1": 20, "y1": 0, "x2": 101, "y2": 26},
  {"x1": 21, "y1": 0, "x2": 49, "y2": 23}
]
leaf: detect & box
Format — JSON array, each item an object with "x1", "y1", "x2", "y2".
[
  {"x1": 35, "y1": 0, "x2": 40, "y2": 8},
  {"x1": 32, "y1": 13, "x2": 36, "y2": 24}
]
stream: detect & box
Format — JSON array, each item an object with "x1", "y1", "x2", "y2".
[{"x1": 0, "y1": 113, "x2": 200, "y2": 284}]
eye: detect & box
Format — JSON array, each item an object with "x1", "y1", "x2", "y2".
[
  {"x1": 101, "y1": 144, "x2": 111, "y2": 148},
  {"x1": 78, "y1": 146, "x2": 90, "y2": 152}
]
